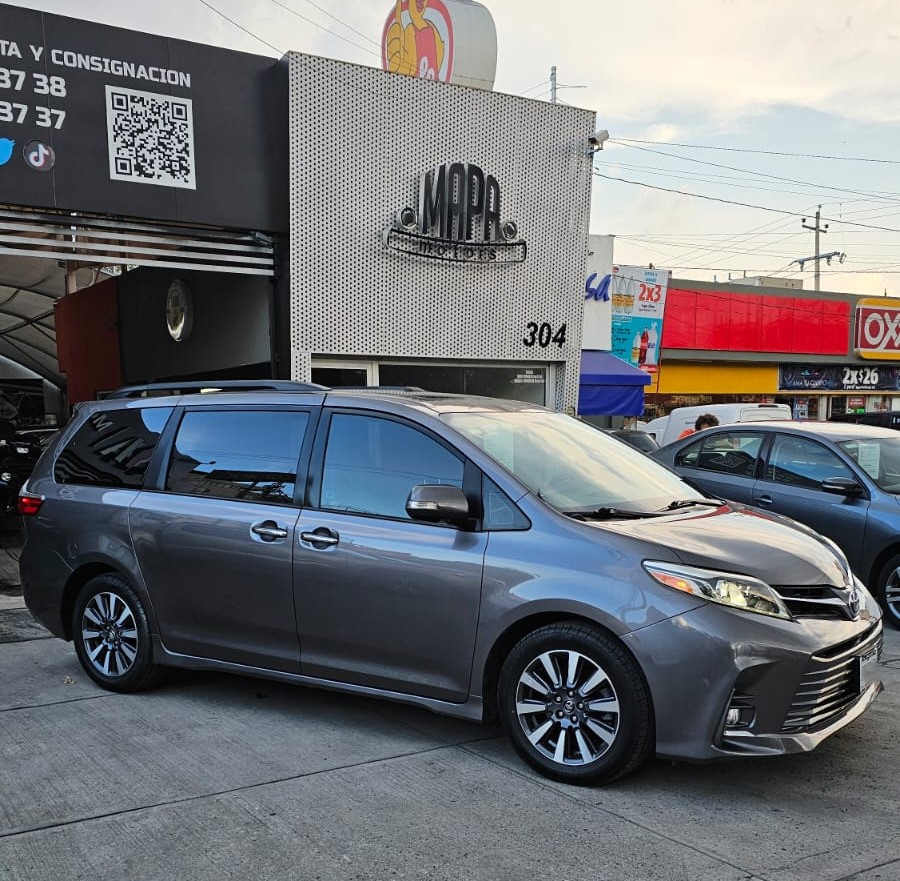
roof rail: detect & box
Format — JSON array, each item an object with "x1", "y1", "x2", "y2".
[{"x1": 102, "y1": 380, "x2": 328, "y2": 399}]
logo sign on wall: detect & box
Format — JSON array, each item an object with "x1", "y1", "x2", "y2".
[
  {"x1": 855, "y1": 298, "x2": 900, "y2": 360},
  {"x1": 385, "y1": 162, "x2": 526, "y2": 263},
  {"x1": 381, "y1": 0, "x2": 498, "y2": 90},
  {"x1": 582, "y1": 234, "x2": 613, "y2": 350},
  {"x1": 609, "y1": 265, "x2": 670, "y2": 373}
]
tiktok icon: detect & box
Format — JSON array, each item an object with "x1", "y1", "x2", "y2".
[{"x1": 23, "y1": 140, "x2": 55, "y2": 172}]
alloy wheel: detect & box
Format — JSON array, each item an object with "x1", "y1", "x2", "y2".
[
  {"x1": 885, "y1": 567, "x2": 900, "y2": 624},
  {"x1": 80, "y1": 591, "x2": 140, "y2": 678},
  {"x1": 515, "y1": 649, "x2": 620, "y2": 766}
]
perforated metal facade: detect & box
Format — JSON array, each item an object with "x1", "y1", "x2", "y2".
[{"x1": 288, "y1": 54, "x2": 595, "y2": 410}]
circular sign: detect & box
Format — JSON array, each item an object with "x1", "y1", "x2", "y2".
[
  {"x1": 165, "y1": 279, "x2": 193, "y2": 343},
  {"x1": 23, "y1": 140, "x2": 55, "y2": 172}
]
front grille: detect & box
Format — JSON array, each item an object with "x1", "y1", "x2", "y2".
[
  {"x1": 781, "y1": 626, "x2": 882, "y2": 733},
  {"x1": 773, "y1": 584, "x2": 859, "y2": 619}
]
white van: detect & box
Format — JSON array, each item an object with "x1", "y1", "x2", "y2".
[{"x1": 644, "y1": 402, "x2": 793, "y2": 447}]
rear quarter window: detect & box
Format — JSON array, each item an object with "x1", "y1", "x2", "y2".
[{"x1": 54, "y1": 407, "x2": 173, "y2": 488}]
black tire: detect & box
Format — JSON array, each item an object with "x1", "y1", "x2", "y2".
[
  {"x1": 876, "y1": 554, "x2": 900, "y2": 629},
  {"x1": 72, "y1": 574, "x2": 163, "y2": 692},
  {"x1": 498, "y1": 622, "x2": 653, "y2": 785}
]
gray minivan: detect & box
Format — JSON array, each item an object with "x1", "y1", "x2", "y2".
[{"x1": 19, "y1": 386, "x2": 883, "y2": 784}]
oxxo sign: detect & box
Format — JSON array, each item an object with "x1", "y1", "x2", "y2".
[
  {"x1": 385, "y1": 162, "x2": 526, "y2": 263},
  {"x1": 855, "y1": 298, "x2": 900, "y2": 359}
]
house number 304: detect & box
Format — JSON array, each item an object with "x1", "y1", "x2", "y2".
[{"x1": 523, "y1": 322, "x2": 567, "y2": 348}]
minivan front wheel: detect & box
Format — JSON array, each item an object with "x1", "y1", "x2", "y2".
[
  {"x1": 877, "y1": 554, "x2": 900, "y2": 629},
  {"x1": 72, "y1": 575, "x2": 162, "y2": 692},
  {"x1": 498, "y1": 623, "x2": 653, "y2": 784}
]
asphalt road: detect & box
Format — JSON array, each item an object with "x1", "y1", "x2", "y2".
[{"x1": 1, "y1": 587, "x2": 899, "y2": 881}]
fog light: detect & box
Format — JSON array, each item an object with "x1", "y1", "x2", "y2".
[
  {"x1": 725, "y1": 708, "x2": 741, "y2": 726},
  {"x1": 724, "y1": 704, "x2": 754, "y2": 729}
]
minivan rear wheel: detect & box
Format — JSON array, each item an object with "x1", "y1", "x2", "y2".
[
  {"x1": 498, "y1": 623, "x2": 653, "y2": 784},
  {"x1": 72, "y1": 575, "x2": 162, "y2": 692},
  {"x1": 877, "y1": 554, "x2": 900, "y2": 629}
]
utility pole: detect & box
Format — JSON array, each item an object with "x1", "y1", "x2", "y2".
[
  {"x1": 801, "y1": 205, "x2": 829, "y2": 291},
  {"x1": 549, "y1": 65, "x2": 557, "y2": 103}
]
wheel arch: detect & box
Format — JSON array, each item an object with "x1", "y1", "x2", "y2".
[
  {"x1": 865, "y1": 543, "x2": 900, "y2": 593},
  {"x1": 60, "y1": 562, "x2": 140, "y2": 640},
  {"x1": 479, "y1": 612, "x2": 654, "y2": 724}
]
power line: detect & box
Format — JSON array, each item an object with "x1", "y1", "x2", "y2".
[
  {"x1": 593, "y1": 172, "x2": 900, "y2": 232},
  {"x1": 607, "y1": 141, "x2": 900, "y2": 204},
  {"x1": 195, "y1": 0, "x2": 284, "y2": 54},
  {"x1": 610, "y1": 138, "x2": 900, "y2": 165},
  {"x1": 265, "y1": 0, "x2": 380, "y2": 57},
  {"x1": 296, "y1": 0, "x2": 382, "y2": 47}
]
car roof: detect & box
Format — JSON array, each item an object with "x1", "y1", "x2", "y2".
[
  {"x1": 85, "y1": 387, "x2": 551, "y2": 418},
  {"x1": 703, "y1": 420, "x2": 898, "y2": 441}
]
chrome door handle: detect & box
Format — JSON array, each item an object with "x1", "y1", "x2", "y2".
[
  {"x1": 754, "y1": 495, "x2": 773, "y2": 506},
  {"x1": 252, "y1": 522, "x2": 288, "y2": 541},
  {"x1": 300, "y1": 529, "x2": 339, "y2": 547}
]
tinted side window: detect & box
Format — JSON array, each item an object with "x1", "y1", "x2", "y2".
[
  {"x1": 675, "y1": 432, "x2": 763, "y2": 478},
  {"x1": 320, "y1": 413, "x2": 463, "y2": 519},
  {"x1": 55, "y1": 407, "x2": 173, "y2": 488},
  {"x1": 766, "y1": 435, "x2": 853, "y2": 489},
  {"x1": 166, "y1": 410, "x2": 309, "y2": 505}
]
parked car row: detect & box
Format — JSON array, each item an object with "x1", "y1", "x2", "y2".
[
  {"x1": 19, "y1": 385, "x2": 882, "y2": 785},
  {"x1": 652, "y1": 420, "x2": 900, "y2": 628}
]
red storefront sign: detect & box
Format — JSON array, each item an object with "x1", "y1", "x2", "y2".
[{"x1": 855, "y1": 298, "x2": 900, "y2": 360}]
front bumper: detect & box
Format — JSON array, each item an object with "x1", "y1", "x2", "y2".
[{"x1": 623, "y1": 600, "x2": 883, "y2": 762}]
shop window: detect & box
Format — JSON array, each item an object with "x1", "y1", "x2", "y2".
[
  {"x1": 320, "y1": 413, "x2": 463, "y2": 520},
  {"x1": 378, "y1": 364, "x2": 547, "y2": 406},
  {"x1": 165, "y1": 410, "x2": 309, "y2": 505}
]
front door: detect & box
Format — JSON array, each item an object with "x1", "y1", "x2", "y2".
[
  {"x1": 753, "y1": 433, "x2": 870, "y2": 573},
  {"x1": 295, "y1": 410, "x2": 486, "y2": 702},
  {"x1": 130, "y1": 407, "x2": 312, "y2": 672}
]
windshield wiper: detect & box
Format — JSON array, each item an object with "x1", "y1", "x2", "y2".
[
  {"x1": 661, "y1": 498, "x2": 725, "y2": 511},
  {"x1": 564, "y1": 507, "x2": 664, "y2": 521}
]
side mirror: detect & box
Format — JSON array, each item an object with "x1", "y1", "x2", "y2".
[
  {"x1": 821, "y1": 477, "x2": 864, "y2": 497},
  {"x1": 406, "y1": 485, "x2": 470, "y2": 523}
]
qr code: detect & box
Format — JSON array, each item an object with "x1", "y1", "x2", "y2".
[{"x1": 105, "y1": 86, "x2": 196, "y2": 190}]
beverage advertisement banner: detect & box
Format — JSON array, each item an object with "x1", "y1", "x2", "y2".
[{"x1": 609, "y1": 265, "x2": 670, "y2": 372}]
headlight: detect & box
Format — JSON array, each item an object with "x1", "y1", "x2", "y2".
[{"x1": 643, "y1": 561, "x2": 791, "y2": 620}]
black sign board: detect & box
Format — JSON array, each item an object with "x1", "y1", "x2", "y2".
[
  {"x1": 0, "y1": 5, "x2": 287, "y2": 230},
  {"x1": 780, "y1": 364, "x2": 900, "y2": 392}
]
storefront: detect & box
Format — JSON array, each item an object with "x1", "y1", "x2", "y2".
[
  {"x1": 646, "y1": 279, "x2": 900, "y2": 420},
  {"x1": 287, "y1": 52, "x2": 595, "y2": 412}
]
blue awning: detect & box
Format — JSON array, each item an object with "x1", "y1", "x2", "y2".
[{"x1": 578, "y1": 350, "x2": 650, "y2": 416}]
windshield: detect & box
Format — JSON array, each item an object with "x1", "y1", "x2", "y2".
[
  {"x1": 444, "y1": 410, "x2": 705, "y2": 513},
  {"x1": 838, "y1": 436, "x2": 900, "y2": 493}
]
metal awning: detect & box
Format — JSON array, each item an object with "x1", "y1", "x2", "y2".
[{"x1": 0, "y1": 207, "x2": 276, "y2": 387}]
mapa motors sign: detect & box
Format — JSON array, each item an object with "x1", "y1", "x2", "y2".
[
  {"x1": 385, "y1": 162, "x2": 526, "y2": 264},
  {"x1": 855, "y1": 298, "x2": 900, "y2": 360}
]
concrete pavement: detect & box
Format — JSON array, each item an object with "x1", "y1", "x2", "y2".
[{"x1": 1, "y1": 569, "x2": 899, "y2": 880}]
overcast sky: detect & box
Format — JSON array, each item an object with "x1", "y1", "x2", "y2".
[{"x1": 12, "y1": 0, "x2": 900, "y2": 296}]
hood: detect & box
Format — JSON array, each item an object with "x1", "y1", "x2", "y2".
[{"x1": 593, "y1": 504, "x2": 849, "y2": 588}]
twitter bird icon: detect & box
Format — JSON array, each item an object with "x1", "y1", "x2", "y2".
[{"x1": 0, "y1": 138, "x2": 14, "y2": 166}]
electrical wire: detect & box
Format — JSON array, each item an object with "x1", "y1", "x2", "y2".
[
  {"x1": 607, "y1": 141, "x2": 900, "y2": 204},
  {"x1": 265, "y1": 0, "x2": 381, "y2": 57},
  {"x1": 195, "y1": 0, "x2": 284, "y2": 54},
  {"x1": 296, "y1": 0, "x2": 382, "y2": 47},
  {"x1": 593, "y1": 172, "x2": 900, "y2": 233},
  {"x1": 610, "y1": 138, "x2": 900, "y2": 165}
]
